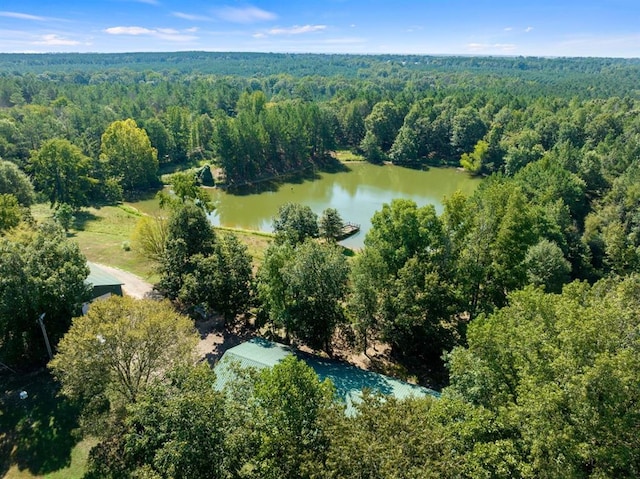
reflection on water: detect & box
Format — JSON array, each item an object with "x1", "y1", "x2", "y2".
[{"x1": 131, "y1": 163, "x2": 480, "y2": 249}]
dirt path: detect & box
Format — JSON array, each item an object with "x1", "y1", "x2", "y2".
[
  {"x1": 94, "y1": 263, "x2": 155, "y2": 299},
  {"x1": 195, "y1": 317, "x2": 257, "y2": 365}
]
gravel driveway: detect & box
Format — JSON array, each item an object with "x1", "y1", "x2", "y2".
[{"x1": 93, "y1": 264, "x2": 155, "y2": 299}]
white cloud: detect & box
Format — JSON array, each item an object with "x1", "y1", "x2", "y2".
[
  {"x1": 216, "y1": 6, "x2": 277, "y2": 24},
  {"x1": 172, "y1": 12, "x2": 211, "y2": 21},
  {"x1": 133, "y1": 0, "x2": 159, "y2": 5},
  {"x1": 33, "y1": 34, "x2": 81, "y2": 46},
  {"x1": 504, "y1": 27, "x2": 513, "y2": 31},
  {"x1": 0, "y1": 11, "x2": 47, "y2": 21},
  {"x1": 525, "y1": 26, "x2": 534, "y2": 33},
  {"x1": 266, "y1": 25, "x2": 326, "y2": 35},
  {"x1": 104, "y1": 25, "x2": 197, "y2": 42},
  {"x1": 105, "y1": 26, "x2": 155, "y2": 35}
]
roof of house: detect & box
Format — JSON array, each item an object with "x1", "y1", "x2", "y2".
[
  {"x1": 86, "y1": 262, "x2": 124, "y2": 288},
  {"x1": 214, "y1": 338, "x2": 440, "y2": 415}
]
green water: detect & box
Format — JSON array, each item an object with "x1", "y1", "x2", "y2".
[{"x1": 131, "y1": 163, "x2": 480, "y2": 248}]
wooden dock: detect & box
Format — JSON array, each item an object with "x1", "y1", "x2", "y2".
[{"x1": 336, "y1": 222, "x2": 360, "y2": 240}]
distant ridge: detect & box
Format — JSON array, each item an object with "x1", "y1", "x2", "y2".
[{"x1": 2, "y1": 51, "x2": 639, "y2": 79}]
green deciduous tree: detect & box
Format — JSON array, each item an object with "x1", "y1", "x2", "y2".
[
  {"x1": 319, "y1": 207, "x2": 344, "y2": 242},
  {"x1": 100, "y1": 118, "x2": 158, "y2": 192},
  {"x1": 583, "y1": 162, "x2": 640, "y2": 276},
  {"x1": 180, "y1": 233, "x2": 253, "y2": 322},
  {"x1": 447, "y1": 277, "x2": 640, "y2": 478},
  {"x1": 272, "y1": 202, "x2": 319, "y2": 246},
  {"x1": 0, "y1": 222, "x2": 89, "y2": 366},
  {"x1": 450, "y1": 106, "x2": 486, "y2": 156},
  {"x1": 514, "y1": 156, "x2": 588, "y2": 223},
  {"x1": 157, "y1": 202, "x2": 215, "y2": 299},
  {"x1": 225, "y1": 355, "x2": 335, "y2": 479},
  {"x1": 132, "y1": 215, "x2": 168, "y2": 263},
  {"x1": 253, "y1": 356, "x2": 334, "y2": 479},
  {"x1": 388, "y1": 97, "x2": 441, "y2": 167},
  {"x1": 53, "y1": 202, "x2": 75, "y2": 232},
  {"x1": 320, "y1": 395, "x2": 493, "y2": 479},
  {"x1": 359, "y1": 130, "x2": 386, "y2": 163},
  {"x1": 452, "y1": 179, "x2": 544, "y2": 318},
  {"x1": 363, "y1": 100, "x2": 402, "y2": 153},
  {"x1": 84, "y1": 363, "x2": 226, "y2": 479},
  {"x1": 348, "y1": 248, "x2": 386, "y2": 353},
  {"x1": 30, "y1": 138, "x2": 93, "y2": 207},
  {"x1": 351, "y1": 199, "x2": 459, "y2": 359},
  {"x1": 524, "y1": 239, "x2": 571, "y2": 292},
  {"x1": 0, "y1": 158, "x2": 34, "y2": 206},
  {"x1": 258, "y1": 240, "x2": 349, "y2": 352},
  {"x1": 50, "y1": 296, "x2": 198, "y2": 413},
  {"x1": 157, "y1": 171, "x2": 213, "y2": 213},
  {"x1": 501, "y1": 128, "x2": 545, "y2": 176},
  {"x1": 366, "y1": 199, "x2": 443, "y2": 269},
  {"x1": 460, "y1": 139, "x2": 489, "y2": 176},
  {"x1": 0, "y1": 193, "x2": 22, "y2": 233}
]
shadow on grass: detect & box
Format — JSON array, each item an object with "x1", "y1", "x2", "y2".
[
  {"x1": 0, "y1": 370, "x2": 82, "y2": 477},
  {"x1": 71, "y1": 210, "x2": 99, "y2": 231}
]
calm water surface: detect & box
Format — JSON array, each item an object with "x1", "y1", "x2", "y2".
[{"x1": 132, "y1": 163, "x2": 480, "y2": 249}]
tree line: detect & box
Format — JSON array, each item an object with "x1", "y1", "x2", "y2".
[{"x1": 1, "y1": 53, "x2": 640, "y2": 191}]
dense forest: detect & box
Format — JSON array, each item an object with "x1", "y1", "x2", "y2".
[{"x1": 1, "y1": 52, "x2": 640, "y2": 477}]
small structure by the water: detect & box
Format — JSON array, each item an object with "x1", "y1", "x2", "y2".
[
  {"x1": 336, "y1": 222, "x2": 360, "y2": 240},
  {"x1": 214, "y1": 338, "x2": 439, "y2": 415}
]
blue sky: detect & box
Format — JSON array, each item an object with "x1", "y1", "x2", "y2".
[{"x1": 1, "y1": 0, "x2": 639, "y2": 57}]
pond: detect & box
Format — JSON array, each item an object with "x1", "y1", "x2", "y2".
[{"x1": 131, "y1": 162, "x2": 480, "y2": 249}]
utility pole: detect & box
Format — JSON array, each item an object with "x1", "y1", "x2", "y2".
[{"x1": 36, "y1": 313, "x2": 53, "y2": 360}]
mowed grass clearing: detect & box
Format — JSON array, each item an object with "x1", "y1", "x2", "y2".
[
  {"x1": 31, "y1": 203, "x2": 159, "y2": 282},
  {"x1": 333, "y1": 149, "x2": 366, "y2": 162},
  {"x1": 0, "y1": 370, "x2": 97, "y2": 479},
  {"x1": 30, "y1": 203, "x2": 273, "y2": 280}
]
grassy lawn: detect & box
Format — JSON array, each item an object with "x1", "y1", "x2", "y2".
[
  {"x1": 0, "y1": 370, "x2": 96, "y2": 479},
  {"x1": 216, "y1": 226, "x2": 273, "y2": 265},
  {"x1": 333, "y1": 149, "x2": 366, "y2": 162},
  {"x1": 31, "y1": 203, "x2": 159, "y2": 282},
  {"x1": 31, "y1": 203, "x2": 273, "y2": 279}
]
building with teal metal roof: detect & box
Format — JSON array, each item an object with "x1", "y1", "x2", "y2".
[
  {"x1": 86, "y1": 262, "x2": 123, "y2": 299},
  {"x1": 214, "y1": 338, "x2": 439, "y2": 415}
]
